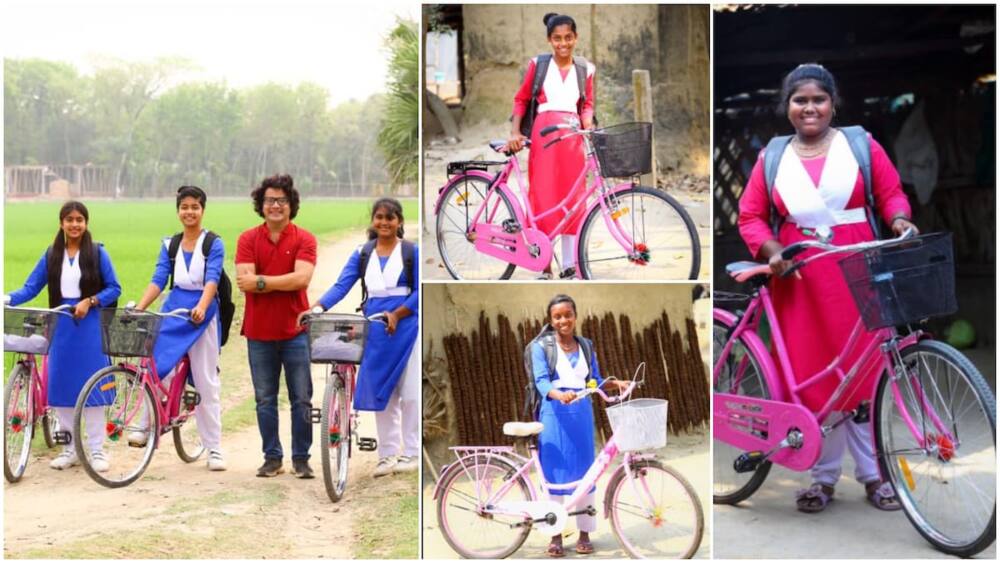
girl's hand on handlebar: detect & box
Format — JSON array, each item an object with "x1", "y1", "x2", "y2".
[
  {"x1": 384, "y1": 310, "x2": 399, "y2": 335},
  {"x1": 768, "y1": 253, "x2": 801, "y2": 280},
  {"x1": 891, "y1": 217, "x2": 919, "y2": 237},
  {"x1": 550, "y1": 390, "x2": 577, "y2": 404},
  {"x1": 505, "y1": 133, "x2": 526, "y2": 153},
  {"x1": 190, "y1": 305, "x2": 206, "y2": 324},
  {"x1": 73, "y1": 299, "x2": 92, "y2": 319},
  {"x1": 582, "y1": 117, "x2": 593, "y2": 130}
]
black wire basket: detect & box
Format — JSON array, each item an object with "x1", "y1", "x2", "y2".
[
  {"x1": 838, "y1": 233, "x2": 957, "y2": 330},
  {"x1": 306, "y1": 313, "x2": 370, "y2": 364},
  {"x1": 3, "y1": 307, "x2": 60, "y2": 355},
  {"x1": 100, "y1": 309, "x2": 163, "y2": 358},
  {"x1": 592, "y1": 122, "x2": 653, "y2": 178}
]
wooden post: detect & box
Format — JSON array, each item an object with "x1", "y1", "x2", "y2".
[{"x1": 632, "y1": 69, "x2": 656, "y2": 188}]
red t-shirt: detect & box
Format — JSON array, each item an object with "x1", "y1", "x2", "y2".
[{"x1": 236, "y1": 222, "x2": 318, "y2": 341}]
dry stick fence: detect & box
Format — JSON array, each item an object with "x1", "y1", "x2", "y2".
[{"x1": 441, "y1": 311, "x2": 709, "y2": 447}]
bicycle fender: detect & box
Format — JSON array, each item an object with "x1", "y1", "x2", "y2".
[
  {"x1": 431, "y1": 462, "x2": 452, "y2": 500},
  {"x1": 713, "y1": 308, "x2": 786, "y2": 403},
  {"x1": 433, "y1": 170, "x2": 501, "y2": 215}
]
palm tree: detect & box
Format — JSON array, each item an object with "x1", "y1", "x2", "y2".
[{"x1": 378, "y1": 19, "x2": 418, "y2": 191}]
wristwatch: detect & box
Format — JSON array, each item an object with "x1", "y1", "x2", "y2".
[
  {"x1": 89, "y1": 296, "x2": 98, "y2": 307},
  {"x1": 256, "y1": 276, "x2": 266, "y2": 292}
]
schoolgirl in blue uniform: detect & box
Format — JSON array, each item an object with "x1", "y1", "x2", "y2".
[
  {"x1": 6, "y1": 201, "x2": 121, "y2": 471},
  {"x1": 134, "y1": 186, "x2": 226, "y2": 471},
  {"x1": 304, "y1": 198, "x2": 419, "y2": 478},
  {"x1": 530, "y1": 294, "x2": 628, "y2": 557}
]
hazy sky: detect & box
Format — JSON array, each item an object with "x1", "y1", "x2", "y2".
[{"x1": 2, "y1": 0, "x2": 418, "y2": 105}]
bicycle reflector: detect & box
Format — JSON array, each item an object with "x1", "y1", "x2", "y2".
[{"x1": 898, "y1": 456, "x2": 916, "y2": 491}]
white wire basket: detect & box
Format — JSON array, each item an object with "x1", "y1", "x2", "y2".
[{"x1": 606, "y1": 398, "x2": 668, "y2": 452}]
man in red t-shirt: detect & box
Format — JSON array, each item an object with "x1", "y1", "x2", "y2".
[{"x1": 235, "y1": 174, "x2": 317, "y2": 479}]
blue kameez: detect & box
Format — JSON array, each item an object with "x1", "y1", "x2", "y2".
[
  {"x1": 532, "y1": 342, "x2": 604, "y2": 495},
  {"x1": 9, "y1": 247, "x2": 122, "y2": 407},
  {"x1": 318, "y1": 245, "x2": 419, "y2": 411}
]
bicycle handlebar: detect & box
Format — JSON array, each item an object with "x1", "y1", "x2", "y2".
[
  {"x1": 301, "y1": 309, "x2": 388, "y2": 326},
  {"x1": 778, "y1": 228, "x2": 916, "y2": 279},
  {"x1": 568, "y1": 363, "x2": 647, "y2": 405},
  {"x1": 2, "y1": 303, "x2": 75, "y2": 318}
]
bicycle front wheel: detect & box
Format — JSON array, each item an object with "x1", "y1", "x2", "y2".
[
  {"x1": 436, "y1": 454, "x2": 532, "y2": 559},
  {"x1": 578, "y1": 186, "x2": 700, "y2": 280},
  {"x1": 874, "y1": 339, "x2": 996, "y2": 557},
  {"x1": 75, "y1": 365, "x2": 159, "y2": 488},
  {"x1": 712, "y1": 317, "x2": 773, "y2": 504},
  {"x1": 4, "y1": 362, "x2": 34, "y2": 483},
  {"x1": 321, "y1": 370, "x2": 351, "y2": 502},
  {"x1": 607, "y1": 459, "x2": 704, "y2": 559},
  {"x1": 173, "y1": 384, "x2": 205, "y2": 462},
  {"x1": 436, "y1": 174, "x2": 518, "y2": 280}
]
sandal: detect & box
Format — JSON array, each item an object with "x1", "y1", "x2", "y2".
[
  {"x1": 865, "y1": 480, "x2": 902, "y2": 511},
  {"x1": 546, "y1": 541, "x2": 565, "y2": 558},
  {"x1": 575, "y1": 538, "x2": 594, "y2": 555},
  {"x1": 795, "y1": 483, "x2": 835, "y2": 513}
]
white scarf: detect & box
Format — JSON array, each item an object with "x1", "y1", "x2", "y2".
[
  {"x1": 165, "y1": 230, "x2": 208, "y2": 290},
  {"x1": 363, "y1": 240, "x2": 409, "y2": 298},
  {"x1": 537, "y1": 58, "x2": 587, "y2": 114},
  {"x1": 60, "y1": 251, "x2": 82, "y2": 299},
  {"x1": 551, "y1": 341, "x2": 590, "y2": 390},
  {"x1": 773, "y1": 130, "x2": 867, "y2": 238}
]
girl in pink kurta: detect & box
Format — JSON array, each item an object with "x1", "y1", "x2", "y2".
[
  {"x1": 737, "y1": 63, "x2": 916, "y2": 513},
  {"x1": 506, "y1": 13, "x2": 595, "y2": 280}
]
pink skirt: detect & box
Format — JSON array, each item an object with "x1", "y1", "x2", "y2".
[{"x1": 528, "y1": 111, "x2": 586, "y2": 236}]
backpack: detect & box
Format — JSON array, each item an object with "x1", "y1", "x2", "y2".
[
  {"x1": 762, "y1": 125, "x2": 881, "y2": 239},
  {"x1": 518, "y1": 54, "x2": 593, "y2": 138},
  {"x1": 521, "y1": 325, "x2": 596, "y2": 420},
  {"x1": 357, "y1": 239, "x2": 416, "y2": 313},
  {"x1": 167, "y1": 231, "x2": 235, "y2": 347}
]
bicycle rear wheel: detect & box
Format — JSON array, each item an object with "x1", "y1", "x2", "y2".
[
  {"x1": 321, "y1": 369, "x2": 351, "y2": 502},
  {"x1": 42, "y1": 412, "x2": 58, "y2": 449},
  {"x1": 173, "y1": 384, "x2": 205, "y2": 462},
  {"x1": 607, "y1": 459, "x2": 704, "y2": 559},
  {"x1": 712, "y1": 317, "x2": 773, "y2": 504},
  {"x1": 578, "y1": 186, "x2": 700, "y2": 280},
  {"x1": 436, "y1": 174, "x2": 517, "y2": 280},
  {"x1": 874, "y1": 339, "x2": 996, "y2": 557},
  {"x1": 436, "y1": 454, "x2": 532, "y2": 559},
  {"x1": 75, "y1": 365, "x2": 159, "y2": 488},
  {"x1": 4, "y1": 362, "x2": 34, "y2": 483}
]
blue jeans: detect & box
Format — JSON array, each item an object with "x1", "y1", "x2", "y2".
[{"x1": 247, "y1": 332, "x2": 313, "y2": 461}]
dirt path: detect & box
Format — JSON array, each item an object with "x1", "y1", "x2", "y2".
[{"x1": 3, "y1": 234, "x2": 414, "y2": 559}]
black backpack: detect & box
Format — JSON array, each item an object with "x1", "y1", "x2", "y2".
[
  {"x1": 521, "y1": 325, "x2": 596, "y2": 420},
  {"x1": 762, "y1": 125, "x2": 880, "y2": 239},
  {"x1": 357, "y1": 239, "x2": 416, "y2": 313},
  {"x1": 167, "y1": 231, "x2": 235, "y2": 347},
  {"x1": 518, "y1": 54, "x2": 593, "y2": 138}
]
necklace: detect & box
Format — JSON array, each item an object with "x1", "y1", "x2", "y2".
[
  {"x1": 792, "y1": 127, "x2": 835, "y2": 158},
  {"x1": 558, "y1": 339, "x2": 576, "y2": 352}
]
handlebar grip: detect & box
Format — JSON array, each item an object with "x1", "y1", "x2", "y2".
[
  {"x1": 543, "y1": 138, "x2": 561, "y2": 149},
  {"x1": 540, "y1": 125, "x2": 559, "y2": 137},
  {"x1": 780, "y1": 261, "x2": 805, "y2": 279},
  {"x1": 780, "y1": 244, "x2": 808, "y2": 261}
]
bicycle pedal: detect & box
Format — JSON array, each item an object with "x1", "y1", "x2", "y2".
[
  {"x1": 53, "y1": 430, "x2": 72, "y2": 446},
  {"x1": 357, "y1": 437, "x2": 377, "y2": 451},
  {"x1": 309, "y1": 408, "x2": 322, "y2": 423},
  {"x1": 182, "y1": 390, "x2": 201, "y2": 407},
  {"x1": 733, "y1": 451, "x2": 765, "y2": 473},
  {"x1": 852, "y1": 402, "x2": 870, "y2": 424}
]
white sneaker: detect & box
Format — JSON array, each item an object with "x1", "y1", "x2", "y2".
[
  {"x1": 207, "y1": 449, "x2": 227, "y2": 471},
  {"x1": 373, "y1": 456, "x2": 398, "y2": 477},
  {"x1": 90, "y1": 451, "x2": 110, "y2": 473},
  {"x1": 127, "y1": 430, "x2": 149, "y2": 447},
  {"x1": 49, "y1": 450, "x2": 79, "y2": 470},
  {"x1": 394, "y1": 455, "x2": 418, "y2": 473}
]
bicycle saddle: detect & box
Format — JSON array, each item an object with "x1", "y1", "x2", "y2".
[
  {"x1": 489, "y1": 139, "x2": 531, "y2": 153},
  {"x1": 502, "y1": 421, "x2": 544, "y2": 437},
  {"x1": 726, "y1": 261, "x2": 772, "y2": 284}
]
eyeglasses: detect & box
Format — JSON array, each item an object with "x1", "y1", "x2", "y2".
[{"x1": 263, "y1": 197, "x2": 290, "y2": 207}]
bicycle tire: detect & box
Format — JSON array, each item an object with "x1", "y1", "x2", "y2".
[
  {"x1": 874, "y1": 339, "x2": 996, "y2": 557},
  {"x1": 321, "y1": 371, "x2": 351, "y2": 502},
  {"x1": 4, "y1": 363, "x2": 34, "y2": 483},
  {"x1": 173, "y1": 385, "x2": 205, "y2": 463},
  {"x1": 75, "y1": 365, "x2": 159, "y2": 489},
  {"x1": 577, "y1": 185, "x2": 700, "y2": 280},
  {"x1": 436, "y1": 453, "x2": 532, "y2": 559},
  {"x1": 712, "y1": 316, "x2": 773, "y2": 504},
  {"x1": 42, "y1": 412, "x2": 57, "y2": 449},
  {"x1": 606, "y1": 459, "x2": 704, "y2": 559},
  {"x1": 436, "y1": 174, "x2": 517, "y2": 280}
]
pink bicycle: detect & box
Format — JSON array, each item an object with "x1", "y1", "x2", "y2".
[
  {"x1": 72, "y1": 307, "x2": 205, "y2": 488},
  {"x1": 713, "y1": 231, "x2": 995, "y2": 557},
  {"x1": 3, "y1": 304, "x2": 73, "y2": 482},
  {"x1": 433, "y1": 367, "x2": 704, "y2": 559},
  {"x1": 433, "y1": 121, "x2": 701, "y2": 280}
]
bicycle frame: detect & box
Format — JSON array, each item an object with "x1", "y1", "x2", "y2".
[{"x1": 111, "y1": 355, "x2": 193, "y2": 444}]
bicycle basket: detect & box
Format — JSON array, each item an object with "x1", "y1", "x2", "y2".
[
  {"x1": 99, "y1": 309, "x2": 163, "y2": 358},
  {"x1": 3, "y1": 308, "x2": 59, "y2": 355},
  {"x1": 592, "y1": 122, "x2": 653, "y2": 178},
  {"x1": 838, "y1": 233, "x2": 957, "y2": 330},
  {"x1": 306, "y1": 314, "x2": 369, "y2": 364},
  {"x1": 606, "y1": 398, "x2": 668, "y2": 452}
]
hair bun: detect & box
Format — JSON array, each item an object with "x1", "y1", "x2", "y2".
[{"x1": 543, "y1": 12, "x2": 558, "y2": 26}]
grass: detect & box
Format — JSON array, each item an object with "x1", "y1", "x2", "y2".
[{"x1": 352, "y1": 472, "x2": 420, "y2": 559}]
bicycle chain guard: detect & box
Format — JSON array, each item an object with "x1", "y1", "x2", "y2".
[{"x1": 473, "y1": 222, "x2": 552, "y2": 271}]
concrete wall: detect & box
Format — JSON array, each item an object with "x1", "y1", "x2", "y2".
[{"x1": 459, "y1": 4, "x2": 709, "y2": 175}]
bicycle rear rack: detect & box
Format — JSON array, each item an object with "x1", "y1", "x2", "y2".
[{"x1": 446, "y1": 160, "x2": 506, "y2": 176}]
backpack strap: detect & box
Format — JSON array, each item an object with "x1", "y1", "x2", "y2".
[
  {"x1": 166, "y1": 233, "x2": 183, "y2": 290},
  {"x1": 573, "y1": 55, "x2": 589, "y2": 107},
  {"x1": 356, "y1": 239, "x2": 378, "y2": 313},
  {"x1": 763, "y1": 135, "x2": 793, "y2": 238},
  {"x1": 840, "y1": 125, "x2": 880, "y2": 239},
  {"x1": 400, "y1": 240, "x2": 416, "y2": 291},
  {"x1": 531, "y1": 54, "x2": 551, "y2": 102},
  {"x1": 201, "y1": 230, "x2": 219, "y2": 258}
]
